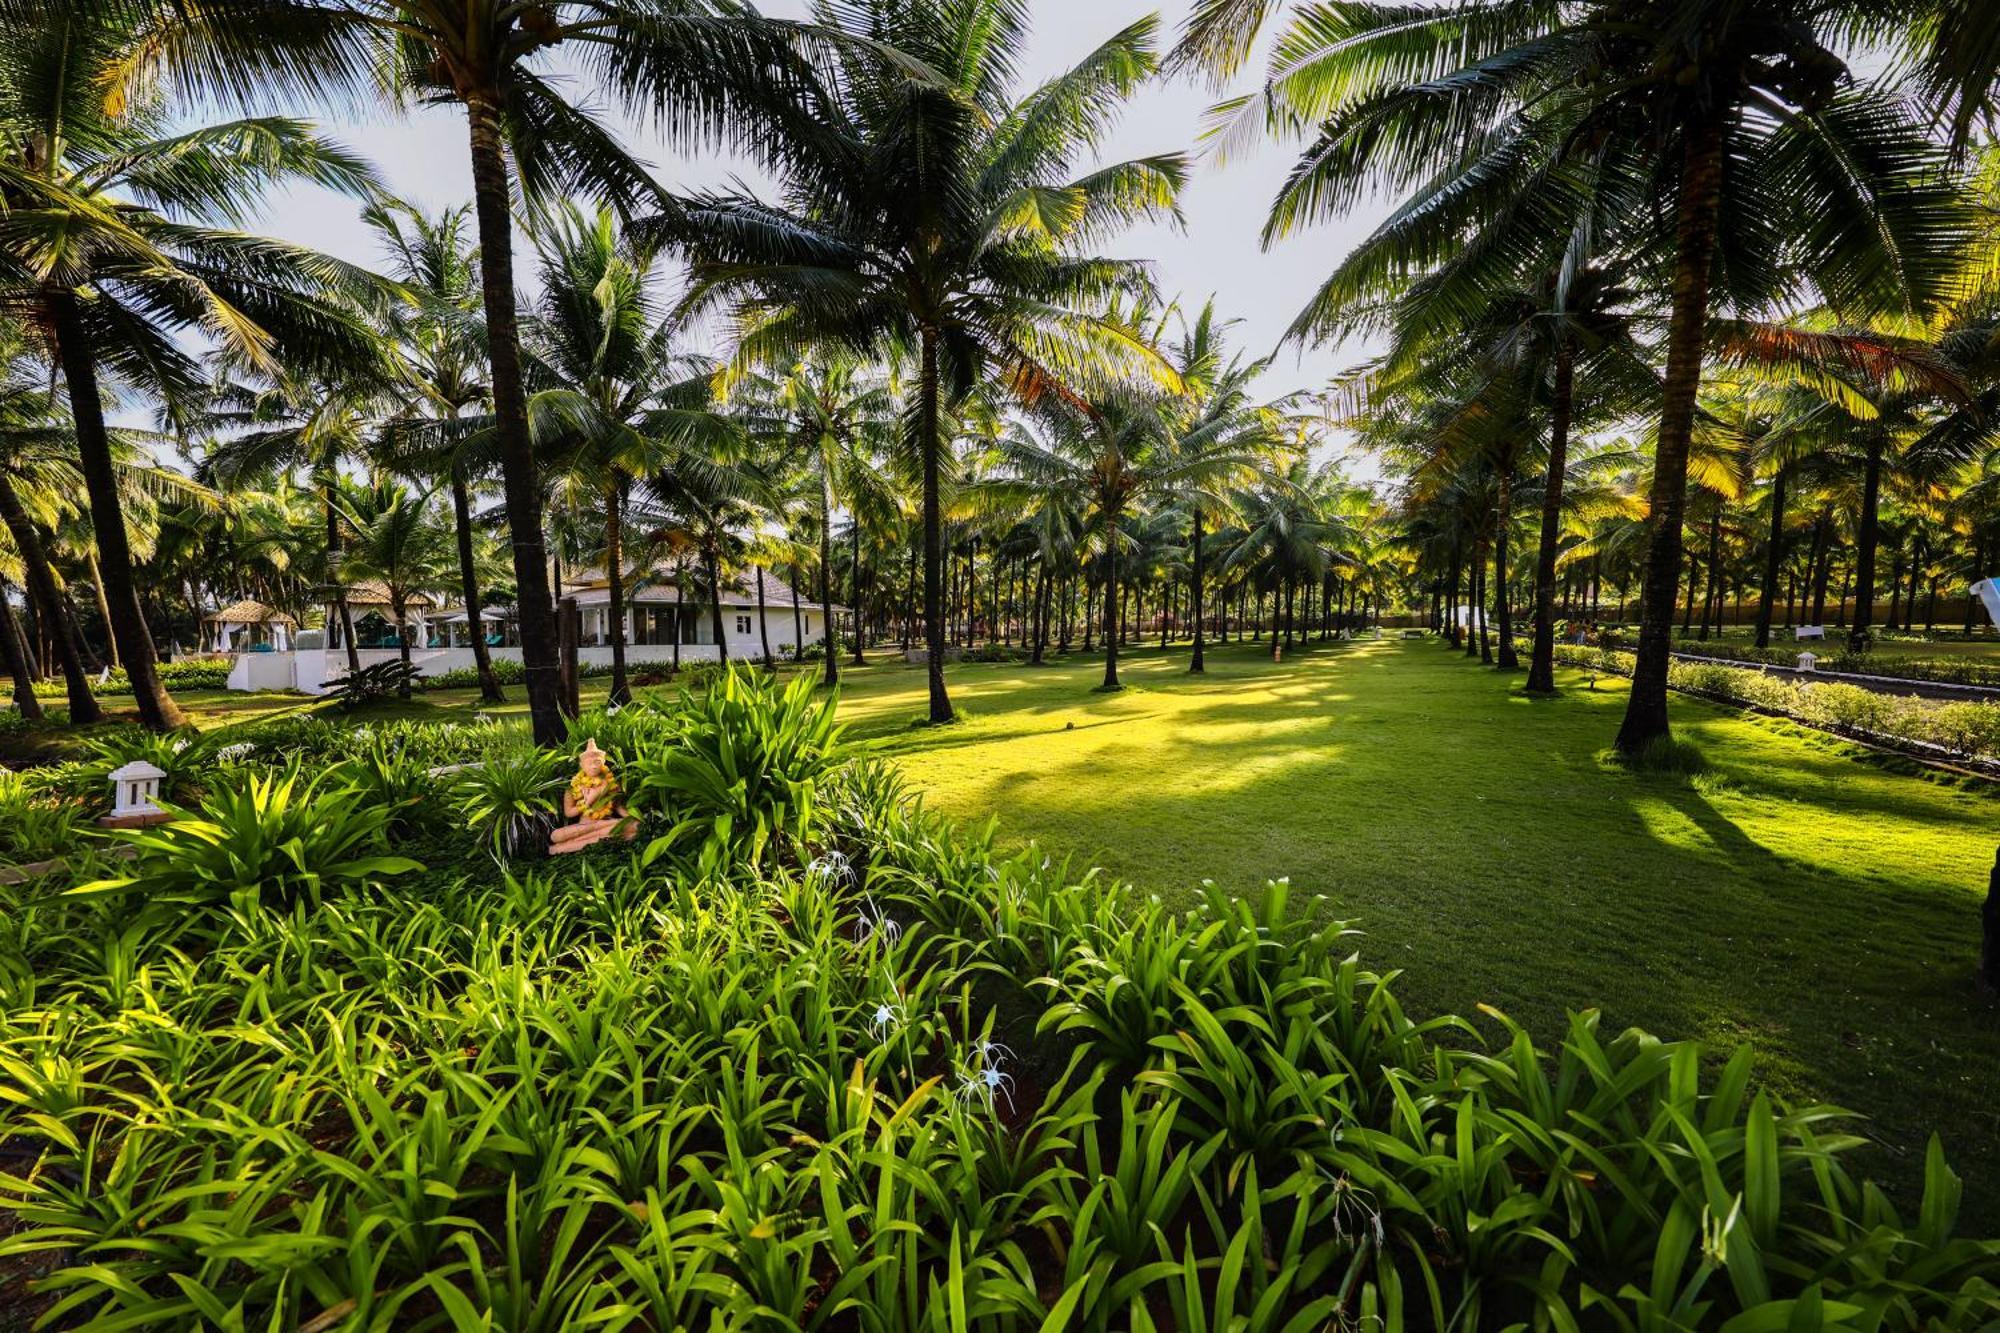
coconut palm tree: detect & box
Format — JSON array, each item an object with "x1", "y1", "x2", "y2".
[
  {"x1": 515, "y1": 205, "x2": 739, "y2": 704},
  {"x1": 366, "y1": 198, "x2": 507, "y2": 704},
  {"x1": 650, "y1": 0, "x2": 1186, "y2": 723},
  {"x1": 731, "y1": 352, "x2": 902, "y2": 685},
  {"x1": 333, "y1": 480, "x2": 456, "y2": 698},
  {"x1": 1155, "y1": 300, "x2": 1295, "y2": 674},
  {"x1": 0, "y1": 3, "x2": 383, "y2": 729},
  {"x1": 123, "y1": 0, "x2": 855, "y2": 744},
  {"x1": 201, "y1": 371, "x2": 394, "y2": 678},
  {"x1": 0, "y1": 332, "x2": 98, "y2": 720},
  {"x1": 1194, "y1": 0, "x2": 1975, "y2": 751},
  {"x1": 1218, "y1": 457, "x2": 1350, "y2": 661},
  {"x1": 992, "y1": 382, "x2": 1268, "y2": 690}
]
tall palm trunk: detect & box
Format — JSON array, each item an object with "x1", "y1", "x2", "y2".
[
  {"x1": 788, "y1": 560, "x2": 805, "y2": 659},
  {"x1": 1696, "y1": 509, "x2": 1722, "y2": 640},
  {"x1": 899, "y1": 544, "x2": 914, "y2": 652},
  {"x1": 84, "y1": 555, "x2": 118, "y2": 668},
  {"x1": 1617, "y1": 115, "x2": 1726, "y2": 754},
  {"x1": 705, "y1": 542, "x2": 729, "y2": 663},
  {"x1": 1101, "y1": 528, "x2": 1122, "y2": 689},
  {"x1": 392, "y1": 595, "x2": 414, "y2": 699},
  {"x1": 604, "y1": 476, "x2": 630, "y2": 703},
  {"x1": 1493, "y1": 462, "x2": 1518, "y2": 670},
  {"x1": 1526, "y1": 342, "x2": 1574, "y2": 691},
  {"x1": 918, "y1": 327, "x2": 952, "y2": 722},
  {"x1": 850, "y1": 521, "x2": 866, "y2": 666},
  {"x1": 0, "y1": 473, "x2": 97, "y2": 721},
  {"x1": 672, "y1": 562, "x2": 684, "y2": 672},
  {"x1": 1446, "y1": 546, "x2": 1464, "y2": 649},
  {"x1": 47, "y1": 291, "x2": 181, "y2": 730},
  {"x1": 1903, "y1": 534, "x2": 1925, "y2": 634},
  {"x1": 449, "y1": 466, "x2": 504, "y2": 702},
  {"x1": 1809, "y1": 511, "x2": 1832, "y2": 624},
  {"x1": 1753, "y1": 464, "x2": 1787, "y2": 649},
  {"x1": 0, "y1": 579, "x2": 44, "y2": 719},
  {"x1": 1848, "y1": 435, "x2": 1886, "y2": 652},
  {"x1": 319, "y1": 466, "x2": 362, "y2": 674},
  {"x1": 467, "y1": 97, "x2": 563, "y2": 745},
  {"x1": 1032, "y1": 560, "x2": 1050, "y2": 664},
  {"x1": 755, "y1": 563, "x2": 774, "y2": 667},
  {"x1": 1189, "y1": 511, "x2": 1206, "y2": 674},
  {"x1": 820, "y1": 455, "x2": 839, "y2": 686},
  {"x1": 1476, "y1": 554, "x2": 1492, "y2": 663}
]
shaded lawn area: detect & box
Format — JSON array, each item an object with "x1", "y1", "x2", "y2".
[
  {"x1": 28, "y1": 638, "x2": 1999, "y2": 1215},
  {"x1": 834, "y1": 638, "x2": 2000, "y2": 1218}
]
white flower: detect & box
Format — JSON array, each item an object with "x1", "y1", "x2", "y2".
[
  {"x1": 971, "y1": 1035, "x2": 1013, "y2": 1068},
  {"x1": 852, "y1": 895, "x2": 902, "y2": 950},
  {"x1": 955, "y1": 1036, "x2": 1016, "y2": 1112},
  {"x1": 865, "y1": 999, "x2": 905, "y2": 1043},
  {"x1": 956, "y1": 1063, "x2": 1016, "y2": 1113},
  {"x1": 810, "y1": 850, "x2": 855, "y2": 889}
]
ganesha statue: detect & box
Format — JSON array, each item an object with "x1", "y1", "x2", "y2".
[{"x1": 549, "y1": 738, "x2": 638, "y2": 855}]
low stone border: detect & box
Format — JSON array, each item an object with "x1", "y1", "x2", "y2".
[{"x1": 0, "y1": 844, "x2": 137, "y2": 886}]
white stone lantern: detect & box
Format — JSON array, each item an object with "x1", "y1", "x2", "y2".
[
  {"x1": 107, "y1": 760, "x2": 167, "y2": 823},
  {"x1": 1796, "y1": 651, "x2": 1818, "y2": 672}
]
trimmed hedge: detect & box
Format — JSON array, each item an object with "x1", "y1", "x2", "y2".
[
  {"x1": 1671, "y1": 638, "x2": 2000, "y2": 689},
  {"x1": 1554, "y1": 645, "x2": 2000, "y2": 765}
]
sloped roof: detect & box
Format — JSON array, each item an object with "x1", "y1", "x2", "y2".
[
  {"x1": 340, "y1": 581, "x2": 436, "y2": 609},
  {"x1": 567, "y1": 564, "x2": 847, "y2": 614},
  {"x1": 203, "y1": 599, "x2": 296, "y2": 626}
]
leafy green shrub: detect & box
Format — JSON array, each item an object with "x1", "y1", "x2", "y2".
[
  {"x1": 31, "y1": 658, "x2": 235, "y2": 697},
  {"x1": 564, "y1": 699, "x2": 679, "y2": 768},
  {"x1": 327, "y1": 737, "x2": 454, "y2": 839},
  {"x1": 1551, "y1": 645, "x2": 2000, "y2": 765},
  {"x1": 450, "y1": 742, "x2": 568, "y2": 859},
  {"x1": 226, "y1": 714, "x2": 510, "y2": 771},
  {"x1": 630, "y1": 665, "x2": 844, "y2": 868},
  {"x1": 72, "y1": 763, "x2": 422, "y2": 918},
  {"x1": 0, "y1": 749, "x2": 1995, "y2": 1328},
  {"x1": 417, "y1": 656, "x2": 527, "y2": 691},
  {"x1": 1674, "y1": 637, "x2": 2000, "y2": 688},
  {"x1": 328, "y1": 658, "x2": 424, "y2": 708},
  {"x1": 27, "y1": 729, "x2": 226, "y2": 813},
  {"x1": 0, "y1": 772, "x2": 89, "y2": 869},
  {"x1": 156, "y1": 659, "x2": 234, "y2": 691},
  {"x1": 960, "y1": 643, "x2": 1026, "y2": 663}
]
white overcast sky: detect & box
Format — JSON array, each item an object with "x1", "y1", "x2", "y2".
[{"x1": 253, "y1": 0, "x2": 1393, "y2": 456}]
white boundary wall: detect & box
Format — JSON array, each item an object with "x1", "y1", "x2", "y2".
[{"x1": 221, "y1": 639, "x2": 825, "y2": 695}]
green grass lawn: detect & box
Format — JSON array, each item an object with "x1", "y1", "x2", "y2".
[
  {"x1": 28, "y1": 637, "x2": 2000, "y2": 1215},
  {"x1": 828, "y1": 638, "x2": 2000, "y2": 1216}
]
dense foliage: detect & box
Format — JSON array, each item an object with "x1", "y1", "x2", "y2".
[
  {"x1": 1668, "y1": 638, "x2": 2000, "y2": 689},
  {"x1": 2, "y1": 669, "x2": 1996, "y2": 1328},
  {"x1": 1552, "y1": 645, "x2": 2000, "y2": 765}
]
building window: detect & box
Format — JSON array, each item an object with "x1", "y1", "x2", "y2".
[{"x1": 735, "y1": 614, "x2": 752, "y2": 635}]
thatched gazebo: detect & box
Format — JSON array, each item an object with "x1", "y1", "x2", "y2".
[{"x1": 201, "y1": 600, "x2": 297, "y2": 653}]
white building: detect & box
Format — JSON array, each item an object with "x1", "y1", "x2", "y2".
[{"x1": 224, "y1": 566, "x2": 844, "y2": 694}]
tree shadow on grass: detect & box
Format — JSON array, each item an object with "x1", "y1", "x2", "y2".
[{"x1": 872, "y1": 639, "x2": 2000, "y2": 1224}]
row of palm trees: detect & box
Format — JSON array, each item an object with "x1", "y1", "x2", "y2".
[
  {"x1": 2, "y1": 0, "x2": 1360, "y2": 741},
  {"x1": 3, "y1": 228, "x2": 1397, "y2": 720},
  {"x1": 8, "y1": 0, "x2": 2000, "y2": 752},
  {"x1": 1379, "y1": 380, "x2": 2000, "y2": 666},
  {"x1": 1213, "y1": 0, "x2": 2000, "y2": 747}
]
